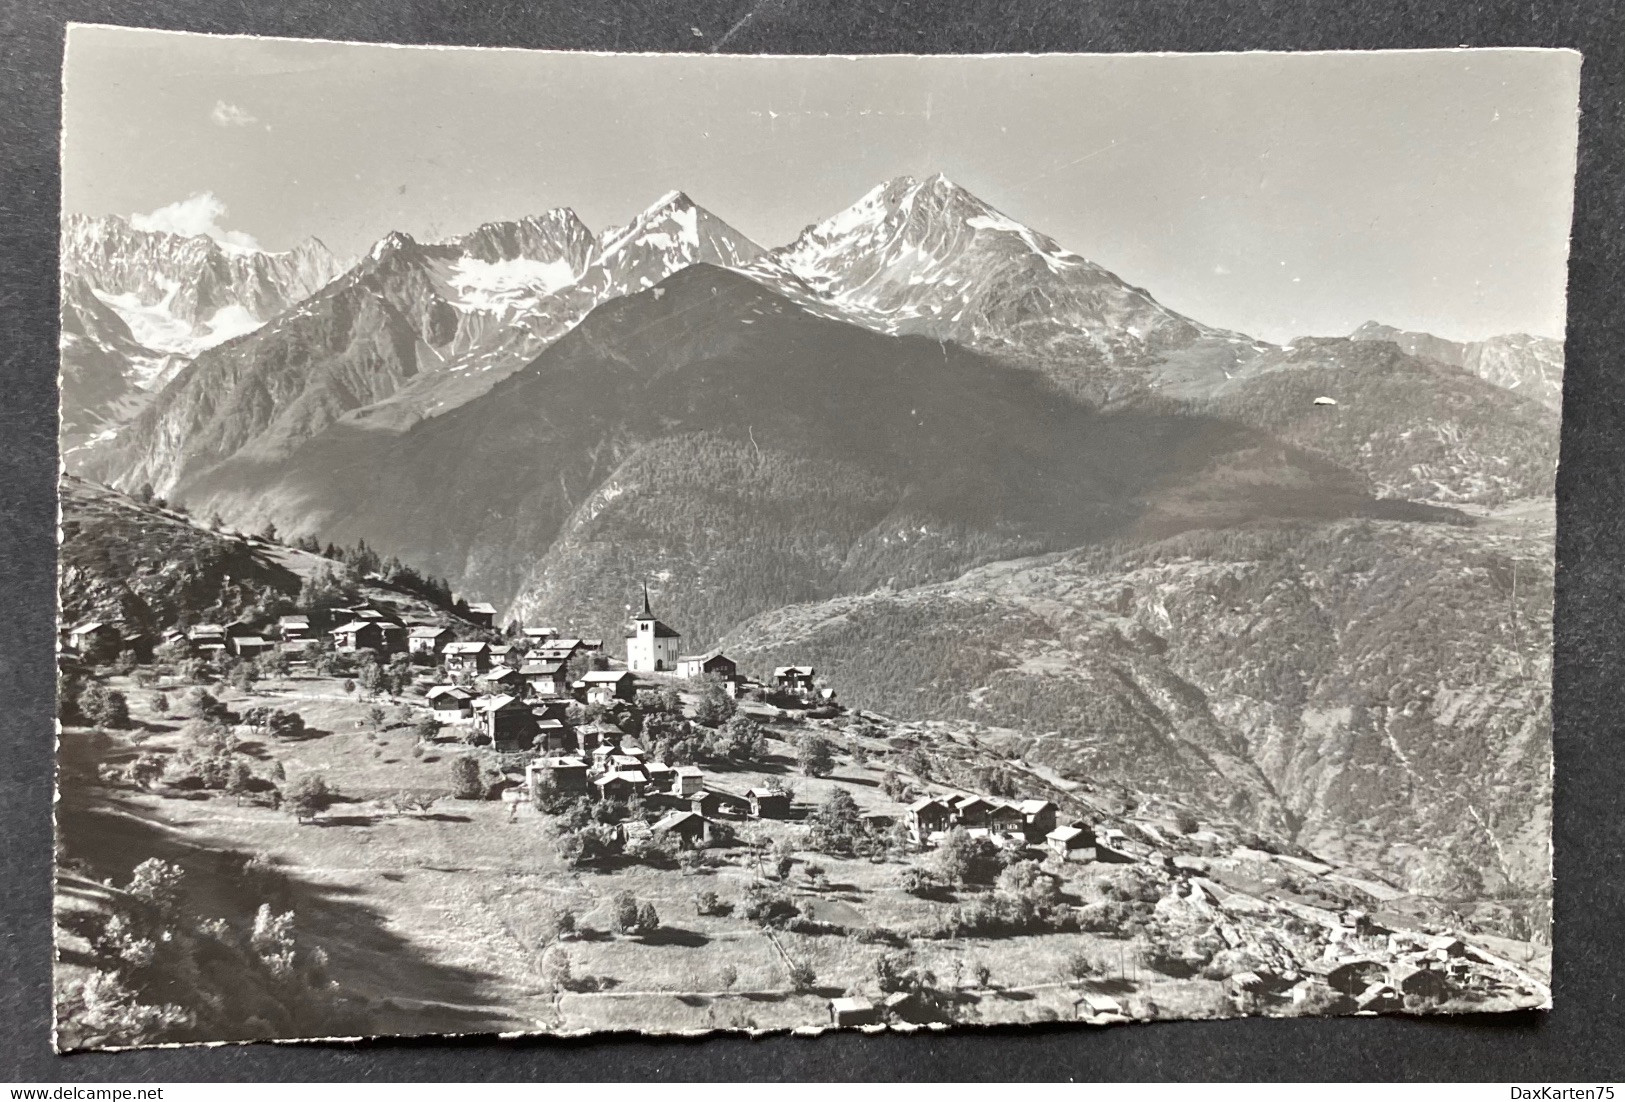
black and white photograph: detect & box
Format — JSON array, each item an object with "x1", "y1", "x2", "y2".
[{"x1": 52, "y1": 27, "x2": 1578, "y2": 1051}]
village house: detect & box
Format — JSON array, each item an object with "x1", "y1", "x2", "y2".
[
  {"x1": 1020, "y1": 799, "x2": 1060, "y2": 841},
  {"x1": 229, "y1": 633, "x2": 275, "y2": 660},
  {"x1": 471, "y1": 694, "x2": 537, "y2": 752},
  {"x1": 828, "y1": 997, "x2": 879, "y2": 1028},
  {"x1": 905, "y1": 797, "x2": 954, "y2": 843},
  {"x1": 1046, "y1": 825, "x2": 1095, "y2": 861},
  {"x1": 745, "y1": 787, "x2": 791, "y2": 819},
  {"x1": 593, "y1": 769, "x2": 648, "y2": 802},
  {"x1": 773, "y1": 666, "x2": 817, "y2": 692},
  {"x1": 519, "y1": 660, "x2": 570, "y2": 698},
  {"x1": 277, "y1": 615, "x2": 313, "y2": 643},
  {"x1": 589, "y1": 743, "x2": 621, "y2": 775},
  {"x1": 479, "y1": 666, "x2": 525, "y2": 693},
  {"x1": 579, "y1": 639, "x2": 604, "y2": 653},
  {"x1": 329, "y1": 620, "x2": 390, "y2": 654},
  {"x1": 522, "y1": 627, "x2": 557, "y2": 645},
  {"x1": 676, "y1": 649, "x2": 739, "y2": 682},
  {"x1": 578, "y1": 669, "x2": 638, "y2": 705},
  {"x1": 987, "y1": 800, "x2": 1028, "y2": 836},
  {"x1": 187, "y1": 624, "x2": 228, "y2": 659},
  {"x1": 574, "y1": 722, "x2": 619, "y2": 754},
  {"x1": 488, "y1": 643, "x2": 522, "y2": 668},
  {"x1": 643, "y1": 761, "x2": 676, "y2": 791},
  {"x1": 625, "y1": 586, "x2": 682, "y2": 673},
  {"x1": 532, "y1": 719, "x2": 571, "y2": 753},
  {"x1": 63, "y1": 621, "x2": 122, "y2": 661},
  {"x1": 463, "y1": 602, "x2": 498, "y2": 628},
  {"x1": 527, "y1": 755, "x2": 589, "y2": 796},
  {"x1": 953, "y1": 795, "x2": 996, "y2": 828},
  {"x1": 688, "y1": 789, "x2": 737, "y2": 819},
  {"x1": 408, "y1": 625, "x2": 452, "y2": 655},
  {"x1": 672, "y1": 765, "x2": 706, "y2": 798},
  {"x1": 442, "y1": 640, "x2": 492, "y2": 674},
  {"x1": 651, "y1": 810, "x2": 708, "y2": 848},
  {"x1": 426, "y1": 685, "x2": 473, "y2": 723}
]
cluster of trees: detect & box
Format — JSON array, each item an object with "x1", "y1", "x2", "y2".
[
  {"x1": 289, "y1": 535, "x2": 455, "y2": 610},
  {"x1": 803, "y1": 787, "x2": 905, "y2": 859},
  {"x1": 60, "y1": 858, "x2": 347, "y2": 1048},
  {"x1": 632, "y1": 690, "x2": 770, "y2": 768}
]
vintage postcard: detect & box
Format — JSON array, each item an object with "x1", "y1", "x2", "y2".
[{"x1": 54, "y1": 27, "x2": 1576, "y2": 1049}]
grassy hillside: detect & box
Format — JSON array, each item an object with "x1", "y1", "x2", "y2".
[
  {"x1": 720, "y1": 507, "x2": 1554, "y2": 936},
  {"x1": 59, "y1": 477, "x2": 304, "y2": 640}
]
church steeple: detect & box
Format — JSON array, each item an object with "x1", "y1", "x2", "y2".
[{"x1": 641, "y1": 582, "x2": 653, "y2": 618}]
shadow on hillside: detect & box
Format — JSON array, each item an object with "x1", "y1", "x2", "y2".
[
  {"x1": 638, "y1": 925, "x2": 710, "y2": 948},
  {"x1": 55, "y1": 785, "x2": 528, "y2": 1043}
]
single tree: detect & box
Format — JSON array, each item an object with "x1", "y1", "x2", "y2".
[
  {"x1": 286, "y1": 774, "x2": 333, "y2": 823},
  {"x1": 449, "y1": 756, "x2": 484, "y2": 800}
]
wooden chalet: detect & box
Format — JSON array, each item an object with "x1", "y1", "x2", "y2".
[
  {"x1": 745, "y1": 787, "x2": 791, "y2": 819},
  {"x1": 677, "y1": 649, "x2": 739, "y2": 682},
  {"x1": 651, "y1": 810, "x2": 708, "y2": 848},
  {"x1": 577, "y1": 669, "x2": 637, "y2": 705},
  {"x1": 527, "y1": 755, "x2": 589, "y2": 796},
  {"x1": 519, "y1": 659, "x2": 570, "y2": 698},
  {"x1": 408, "y1": 625, "x2": 452, "y2": 654},
  {"x1": 905, "y1": 797, "x2": 954, "y2": 843},
  {"x1": 471, "y1": 694, "x2": 537, "y2": 751},
  {"x1": 442, "y1": 640, "x2": 492, "y2": 674},
  {"x1": 426, "y1": 684, "x2": 473, "y2": 722},
  {"x1": 773, "y1": 666, "x2": 817, "y2": 691},
  {"x1": 463, "y1": 602, "x2": 498, "y2": 628}
]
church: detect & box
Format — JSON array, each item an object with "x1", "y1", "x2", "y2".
[{"x1": 625, "y1": 585, "x2": 682, "y2": 672}]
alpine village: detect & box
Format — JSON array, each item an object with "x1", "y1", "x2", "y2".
[{"x1": 53, "y1": 174, "x2": 1558, "y2": 1047}]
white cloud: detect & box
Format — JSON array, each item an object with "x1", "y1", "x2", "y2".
[
  {"x1": 210, "y1": 100, "x2": 257, "y2": 127},
  {"x1": 129, "y1": 192, "x2": 261, "y2": 252}
]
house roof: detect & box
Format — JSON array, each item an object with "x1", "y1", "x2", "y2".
[
  {"x1": 829, "y1": 996, "x2": 873, "y2": 1014},
  {"x1": 579, "y1": 639, "x2": 604, "y2": 648},
  {"x1": 679, "y1": 648, "x2": 734, "y2": 664},
  {"x1": 581, "y1": 670, "x2": 634, "y2": 683},
  {"x1": 472, "y1": 694, "x2": 521, "y2": 712},
  {"x1": 466, "y1": 602, "x2": 498, "y2": 615},
  {"x1": 773, "y1": 665, "x2": 814, "y2": 677},
  {"x1": 653, "y1": 811, "x2": 704, "y2": 832},
  {"x1": 489, "y1": 644, "x2": 514, "y2": 654},
  {"x1": 479, "y1": 667, "x2": 520, "y2": 680},
  {"x1": 329, "y1": 621, "x2": 375, "y2": 634},
  {"x1": 523, "y1": 627, "x2": 556, "y2": 638},
  {"x1": 426, "y1": 685, "x2": 470, "y2": 701},
  {"x1": 674, "y1": 765, "x2": 704, "y2": 778},
  {"x1": 1047, "y1": 826, "x2": 1087, "y2": 844},
  {"x1": 908, "y1": 797, "x2": 949, "y2": 812},
  {"x1": 533, "y1": 718, "x2": 567, "y2": 730},
  {"x1": 190, "y1": 623, "x2": 225, "y2": 634},
  {"x1": 644, "y1": 762, "x2": 674, "y2": 775},
  {"x1": 409, "y1": 625, "x2": 449, "y2": 637},
  {"x1": 235, "y1": 635, "x2": 270, "y2": 646},
  {"x1": 279, "y1": 616, "x2": 310, "y2": 627},
  {"x1": 520, "y1": 661, "x2": 566, "y2": 675},
  {"x1": 594, "y1": 770, "x2": 647, "y2": 786},
  {"x1": 745, "y1": 787, "x2": 788, "y2": 799},
  {"x1": 541, "y1": 756, "x2": 587, "y2": 769},
  {"x1": 1020, "y1": 799, "x2": 1058, "y2": 815},
  {"x1": 443, "y1": 641, "x2": 489, "y2": 654}
]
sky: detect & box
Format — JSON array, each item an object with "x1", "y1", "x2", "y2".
[{"x1": 62, "y1": 27, "x2": 1580, "y2": 344}]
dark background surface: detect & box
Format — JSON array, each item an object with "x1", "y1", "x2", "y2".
[{"x1": 2, "y1": 0, "x2": 1621, "y2": 1081}]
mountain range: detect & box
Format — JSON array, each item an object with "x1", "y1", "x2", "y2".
[{"x1": 58, "y1": 176, "x2": 1560, "y2": 924}]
